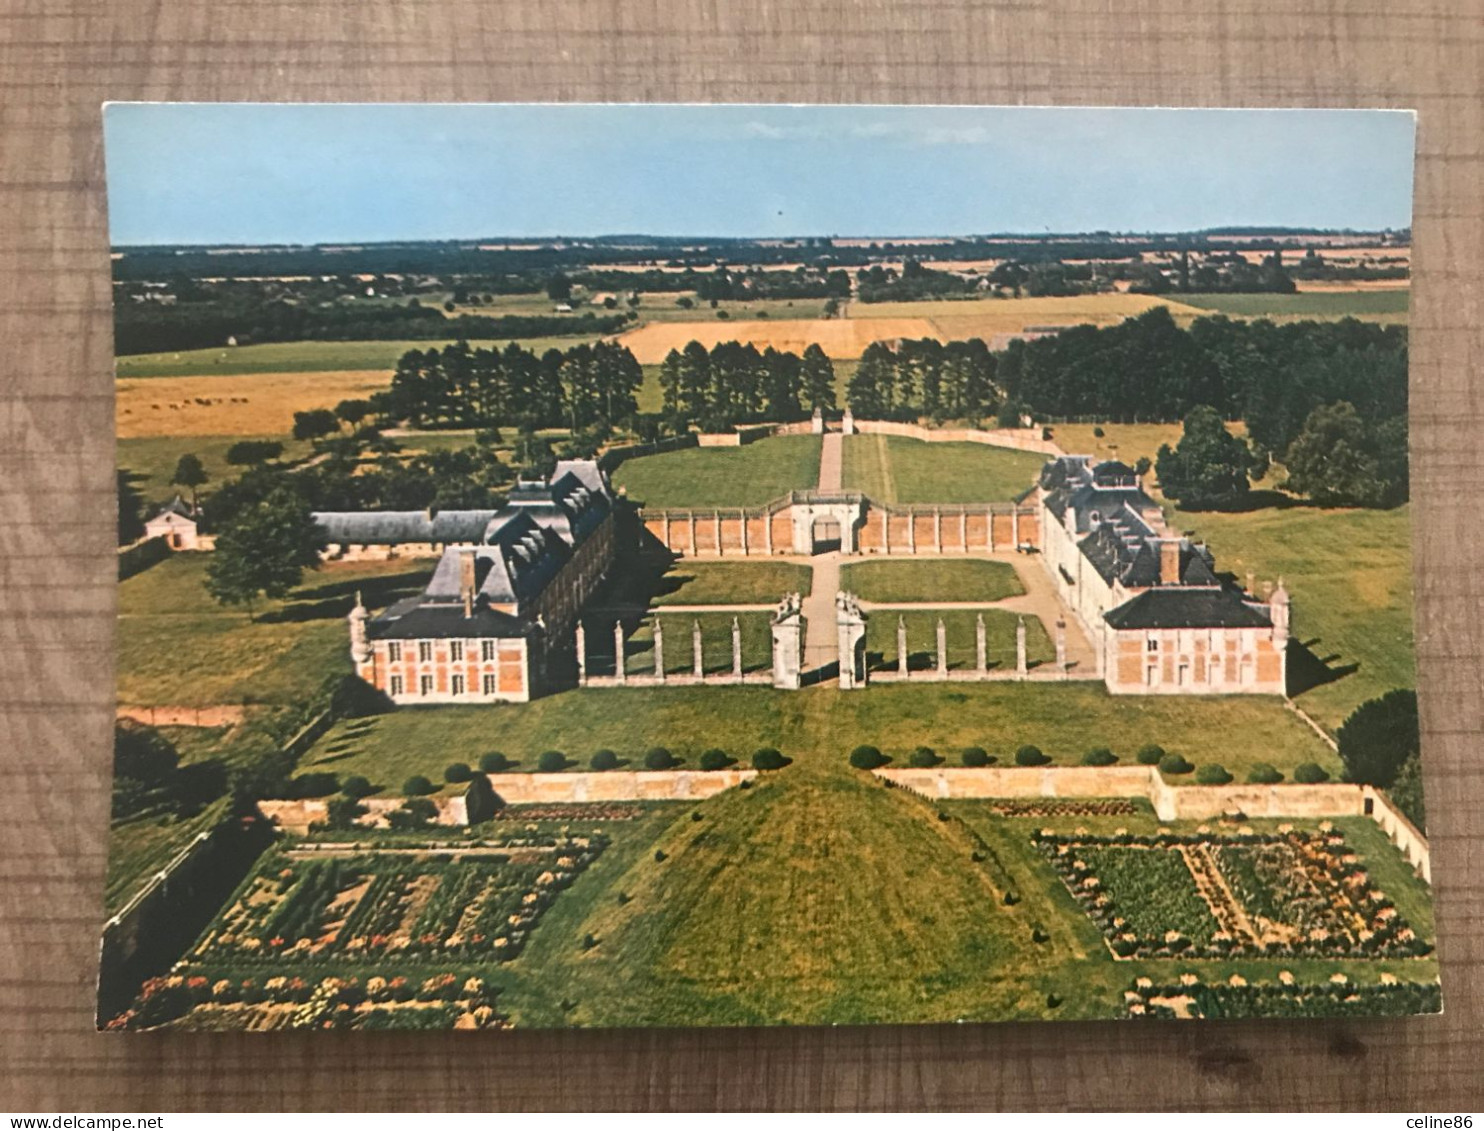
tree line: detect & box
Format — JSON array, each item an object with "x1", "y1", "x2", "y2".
[
  {"x1": 657, "y1": 341, "x2": 836, "y2": 431},
  {"x1": 846, "y1": 337, "x2": 999, "y2": 422}
]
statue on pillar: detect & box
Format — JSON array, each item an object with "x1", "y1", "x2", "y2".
[
  {"x1": 835, "y1": 591, "x2": 869, "y2": 690},
  {"x1": 731, "y1": 616, "x2": 743, "y2": 679},
  {"x1": 613, "y1": 619, "x2": 627, "y2": 684},
  {"x1": 692, "y1": 618, "x2": 704, "y2": 678},
  {"x1": 653, "y1": 617, "x2": 666, "y2": 681},
  {"x1": 1055, "y1": 616, "x2": 1068, "y2": 675},
  {"x1": 897, "y1": 615, "x2": 909, "y2": 677},
  {"x1": 976, "y1": 612, "x2": 988, "y2": 673},
  {"x1": 936, "y1": 617, "x2": 948, "y2": 677},
  {"x1": 770, "y1": 592, "x2": 804, "y2": 690},
  {"x1": 575, "y1": 620, "x2": 587, "y2": 685},
  {"x1": 1016, "y1": 616, "x2": 1028, "y2": 675}
]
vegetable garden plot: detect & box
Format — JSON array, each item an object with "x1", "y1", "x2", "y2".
[
  {"x1": 1035, "y1": 827, "x2": 1431, "y2": 961},
  {"x1": 190, "y1": 834, "x2": 609, "y2": 966}
]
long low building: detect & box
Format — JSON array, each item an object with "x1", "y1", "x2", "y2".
[
  {"x1": 347, "y1": 461, "x2": 617, "y2": 704},
  {"x1": 1037, "y1": 455, "x2": 1289, "y2": 695}
]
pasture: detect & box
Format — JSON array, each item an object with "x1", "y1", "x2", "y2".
[
  {"x1": 612, "y1": 434, "x2": 822, "y2": 507},
  {"x1": 117, "y1": 371, "x2": 393, "y2": 438},
  {"x1": 841, "y1": 434, "x2": 1045, "y2": 504},
  {"x1": 1171, "y1": 289, "x2": 1410, "y2": 323},
  {"x1": 851, "y1": 293, "x2": 1208, "y2": 342}
]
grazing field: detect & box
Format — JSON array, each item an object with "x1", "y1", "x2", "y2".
[
  {"x1": 118, "y1": 434, "x2": 308, "y2": 505},
  {"x1": 841, "y1": 559, "x2": 1024, "y2": 604},
  {"x1": 652, "y1": 561, "x2": 813, "y2": 606},
  {"x1": 616, "y1": 316, "x2": 938, "y2": 363},
  {"x1": 841, "y1": 434, "x2": 1045, "y2": 504},
  {"x1": 117, "y1": 556, "x2": 433, "y2": 707},
  {"x1": 613, "y1": 434, "x2": 822, "y2": 507},
  {"x1": 117, "y1": 371, "x2": 393, "y2": 438},
  {"x1": 298, "y1": 679, "x2": 1338, "y2": 795},
  {"x1": 1168, "y1": 501, "x2": 1415, "y2": 730},
  {"x1": 114, "y1": 337, "x2": 596, "y2": 379},
  {"x1": 851, "y1": 293, "x2": 1209, "y2": 341},
  {"x1": 865, "y1": 608, "x2": 1052, "y2": 671},
  {"x1": 1171, "y1": 289, "x2": 1410, "y2": 322}
]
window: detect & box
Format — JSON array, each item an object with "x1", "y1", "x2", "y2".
[
  {"x1": 1146, "y1": 639, "x2": 1159, "y2": 652},
  {"x1": 418, "y1": 641, "x2": 432, "y2": 663},
  {"x1": 451, "y1": 674, "x2": 465, "y2": 695},
  {"x1": 389, "y1": 675, "x2": 404, "y2": 696},
  {"x1": 387, "y1": 642, "x2": 402, "y2": 662},
  {"x1": 450, "y1": 640, "x2": 464, "y2": 661},
  {"x1": 482, "y1": 674, "x2": 497, "y2": 695},
  {"x1": 420, "y1": 675, "x2": 434, "y2": 696},
  {"x1": 481, "y1": 640, "x2": 496, "y2": 662}
]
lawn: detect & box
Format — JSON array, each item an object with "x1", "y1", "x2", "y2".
[
  {"x1": 117, "y1": 555, "x2": 434, "y2": 707},
  {"x1": 1170, "y1": 289, "x2": 1410, "y2": 323},
  {"x1": 612, "y1": 434, "x2": 822, "y2": 507},
  {"x1": 1167, "y1": 501, "x2": 1415, "y2": 730},
  {"x1": 841, "y1": 434, "x2": 1045, "y2": 504},
  {"x1": 114, "y1": 337, "x2": 598, "y2": 379},
  {"x1": 118, "y1": 435, "x2": 307, "y2": 506},
  {"x1": 841, "y1": 559, "x2": 1024, "y2": 603},
  {"x1": 297, "y1": 678, "x2": 1339, "y2": 796},
  {"x1": 617, "y1": 612, "x2": 776, "y2": 676},
  {"x1": 864, "y1": 609, "x2": 1052, "y2": 671},
  {"x1": 652, "y1": 560, "x2": 812, "y2": 606}
]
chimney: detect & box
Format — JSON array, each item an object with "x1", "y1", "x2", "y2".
[
  {"x1": 1159, "y1": 539, "x2": 1181, "y2": 586},
  {"x1": 459, "y1": 549, "x2": 477, "y2": 618}
]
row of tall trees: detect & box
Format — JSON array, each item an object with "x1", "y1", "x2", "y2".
[
  {"x1": 657, "y1": 341, "x2": 836, "y2": 430},
  {"x1": 381, "y1": 339, "x2": 643, "y2": 433},
  {"x1": 846, "y1": 338, "x2": 998, "y2": 422}
]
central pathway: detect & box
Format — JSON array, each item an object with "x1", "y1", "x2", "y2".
[
  {"x1": 801, "y1": 551, "x2": 841, "y2": 670},
  {"x1": 817, "y1": 430, "x2": 843, "y2": 492}
]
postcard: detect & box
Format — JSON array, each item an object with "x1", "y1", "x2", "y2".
[{"x1": 101, "y1": 103, "x2": 1433, "y2": 1030}]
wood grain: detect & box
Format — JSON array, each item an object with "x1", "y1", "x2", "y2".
[{"x1": 1, "y1": 0, "x2": 1480, "y2": 1111}]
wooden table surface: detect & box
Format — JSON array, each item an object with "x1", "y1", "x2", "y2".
[{"x1": 1, "y1": 0, "x2": 1480, "y2": 1111}]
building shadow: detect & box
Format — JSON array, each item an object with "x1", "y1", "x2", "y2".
[{"x1": 1286, "y1": 637, "x2": 1360, "y2": 697}]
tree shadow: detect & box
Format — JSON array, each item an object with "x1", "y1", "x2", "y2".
[{"x1": 1286, "y1": 637, "x2": 1360, "y2": 696}]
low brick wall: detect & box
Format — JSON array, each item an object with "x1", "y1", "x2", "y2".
[
  {"x1": 486, "y1": 768, "x2": 757, "y2": 802},
  {"x1": 1364, "y1": 785, "x2": 1431, "y2": 882}
]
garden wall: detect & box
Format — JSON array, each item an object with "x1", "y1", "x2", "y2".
[
  {"x1": 853, "y1": 419, "x2": 1065, "y2": 456},
  {"x1": 116, "y1": 704, "x2": 246, "y2": 728},
  {"x1": 485, "y1": 768, "x2": 758, "y2": 803},
  {"x1": 118, "y1": 534, "x2": 170, "y2": 580},
  {"x1": 1364, "y1": 785, "x2": 1431, "y2": 882}
]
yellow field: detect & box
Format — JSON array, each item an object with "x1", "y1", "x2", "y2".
[
  {"x1": 1051, "y1": 420, "x2": 1248, "y2": 475},
  {"x1": 855, "y1": 293, "x2": 1210, "y2": 342},
  {"x1": 1293, "y1": 280, "x2": 1411, "y2": 293},
  {"x1": 116, "y1": 370, "x2": 392, "y2": 438},
  {"x1": 615, "y1": 316, "x2": 939, "y2": 362}
]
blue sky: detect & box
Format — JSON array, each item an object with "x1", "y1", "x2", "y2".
[{"x1": 102, "y1": 104, "x2": 1416, "y2": 246}]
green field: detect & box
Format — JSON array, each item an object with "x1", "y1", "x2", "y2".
[
  {"x1": 119, "y1": 435, "x2": 308, "y2": 505},
  {"x1": 1172, "y1": 290, "x2": 1410, "y2": 322},
  {"x1": 652, "y1": 560, "x2": 813, "y2": 606},
  {"x1": 841, "y1": 559, "x2": 1024, "y2": 604},
  {"x1": 613, "y1": 434, "x2": 823, "y2": 507},
  {"x1": 298, "y1": 679, "x2": 1339, "y2": 793},
  {"x1": 115, "y1": 337, "x2": 603, "y2": 379},
  {"x1": 117, "y1": 555, "x2": 433, "y2": 707},
  {"x1": 1169, "y1": 501, "x2": 1415, "y2": 730},
  {"x1": 841, "y1": 434, "x2": 1044, "y2": 504}
]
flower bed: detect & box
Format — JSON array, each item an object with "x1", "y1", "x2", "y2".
[
  {"x1": 1122, "y1": 975, "x2": 1442, "y2": 1020},
  {"x1": 1034, "y1": 827, "x2": 1431, "y2": 961},
  {"x1": 107, "y1": 971, "x2": 510, "y2": 1031},
  {"x1": 985, "y1": 799, "x2": 1137, "y2": 818},
  {"x1": 189, "y1": 834, "x2": 608, "y2": 967}
]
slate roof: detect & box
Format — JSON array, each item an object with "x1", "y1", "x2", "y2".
[
  {"x1": 425, "y1": 511, "x2": 572, "y2": 607},
  {"x1": 1104, "y1": 587, "x2": 1274, "y2": 631},
  {"x1": 366, "y1": 597, "x2": 531, "y2": 640},
  {"x1": 149, "y1": 496, "x2": 196, "y2": 523},
  {"x1": 313, "y1": 509, "x2": 500, "y2": 546}
]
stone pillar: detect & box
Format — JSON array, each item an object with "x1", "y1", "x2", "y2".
[
  {"x1": 836, "y1": 592, "x2": 869, "y2": 690},
  {"x1": 663, "y1": 513, "x2": 672, "y2": 551},
  {"x1": 881, "y1": 509, "x2": 890, "y2": 554},
  {"x1": 770, "y1": 593, "x2": 803, "y2": 690},
  {"x1": 976, "y1": 613, "x2": 987, "y2": 673},
  {"x1": 1055, "y1": 616, "x2": 1068, "y2": 675},
  {"x1": 811, "y1": 406, "x2": 824, "y2": 434},
  {"x1": 959, "y1": 510, "x2": 968, "y2": 553},
  {"x1": 693, "y1": 619, "x2": 704, "y2": 678},
  {"x1": 841, "y1": 408, "x2": 855, "y2": 435},
  {"x1": 348, "y1": 591, "x2": 371, "y2": 665},
  {"x1": 1016, "y1": 617, "x2": 1028, "y2": 675},
  {"x1": 575, "y1": 621, "x2": 587, "y2": 685},
  {"x1": 987, "y1": 508, "x2": 995, "y2": 551},
  {"x1": 688, "y1": 513, "x2": 698, "y2": 556},
  {"x1": 897, "y1": 615, "x2": 909, "y2": 676},
  {"x1": 653, "y1": 617, "x2": 666, "y2": 682},
  {"x1": 731, "y1": 616, "x2": 743, "y2": 680},
  {"x1": 740, "y1": 510, "x2": 749, "y2": 556},
  {"x1": 713, "y1": 511, "x2": 722, "y2": 555},
  {"x1": 1012, "y1": 506, "x2": 1020, "y2": 548},
  {"x1": 936, "y1": 617, "x2": 948, "y2": 678},
  {"x1": 765, "y1": 510, "x2": 774, "y2": 555},
  {"x1": 907, "y1": 509, "x2": 917, "y2": 554},
  {"x1": 613, "y1": 620, "x2": 626, "y2": 684}
]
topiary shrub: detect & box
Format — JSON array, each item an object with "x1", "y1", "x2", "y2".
[
  {"x1": 644, "y1": 747, "x2": 676, "y2": 770},
  {"x1": 752, "y1": 747, "x2": 788, "y2": 770},
  {"x1": 463, "y1": 772, "x2": 499, "y2": 824},
  {"x1": 537, "y1": 750, "x2": 568, "y2": 773},
  {"x1": 1015, "y1": 744, "x2": 1050, "y2": 767},
  {"x1": 443, "y1": 762, "x2": 473, "y2": 784},
  {"x1": 1195, "y1": 763, "x2": 1233, "y2": 785},
  {"x1": 1136, "y1": 743, "x2": 1166, "y2": 766},
  {"x1": 479, "y1": 752, "x2": 512, "y2": 774},
  {"x1": 1158, "y1": 752, "x2": 1194, "y2": 776},
  {"x1": 340, "y1": 774, "x2": 375, "y2": 799},
  {"x1": 908, "y1": 746, "x2": 942, "y2": 768},
  {"x1": 1247, "y1": 762, "x2": 1284, "y2": 784},
  {"x1": 1081, "y1": 746, "x2": 1117, "y2": 766},
  {"x1": 961, "y1": 746, "x2": 991, "y2": 767},
  {"x1": 590, "y1": 748, "x2": 620, "y2": 771},
  {"x1": 402, "y1": 774, "x2": 435, "y2": 796},
  {"x1": 699, "y1": 749, "x2": 732, "y2": 771},
  {"x1": 849, "y1": 745, "x2": 887, "y2": 770},
  {"x1": 1294, "y1": 762, "x2": 1331, "y2": 784}
]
